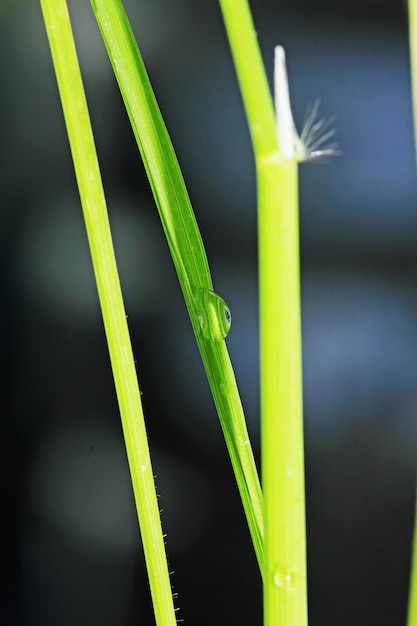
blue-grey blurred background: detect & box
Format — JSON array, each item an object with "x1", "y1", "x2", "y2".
[{"x1": 2, "y1": 0, "x2": 417, "y2": 624}]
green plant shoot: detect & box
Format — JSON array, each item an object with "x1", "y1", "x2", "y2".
[
  {"x1": 218, "y1": 1, "x2": 308, "y2": 626},
  {"x1": 38, "y1": 1, "x2": 177, "y2": 624},
  {"x1": 407, "y1": 1, "x2": 417, "y2": 624}
]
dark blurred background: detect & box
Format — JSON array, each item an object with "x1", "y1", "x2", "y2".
[{"x1": 1, "y1": 0, "x2": 417, "y2": 624}]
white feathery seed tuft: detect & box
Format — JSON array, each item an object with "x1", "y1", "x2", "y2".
[{"x1": 274, "y1": 45, "x2": 339, "y2": 162}]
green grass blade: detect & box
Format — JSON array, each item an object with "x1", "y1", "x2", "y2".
[
  {"x1": 408, "y1": 496, "x2": 417, "y2": 626},
  {"x1": 38, "y1": 1, "x2": 177, "y2": 624},
  {"x1": 407, "y1": 2, "x2": 417, "y2": 625},
  {"x1": 90, "y1": 0, "x2": 264, "y2": 571},
  {"x1": 409, "y1": 0, "x2": 417, "y2": 164},
  {"x1": 218, "y1": 1, "x2": 308, "y2": 625}
]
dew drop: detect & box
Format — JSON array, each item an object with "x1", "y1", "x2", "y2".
[
  {"x1": 193, "y1": 288, "x2": 232, "y2": 342},
  {"x1": 220, "y1": 381, "x2": 235, "y2": 396},
  {"x1": 272, "y1": 566, "x2": 297, "y2": 592}
]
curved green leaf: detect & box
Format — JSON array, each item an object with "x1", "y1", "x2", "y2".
[{"x1": 90, "y1": 0, "x2": 264, "y2": 571}]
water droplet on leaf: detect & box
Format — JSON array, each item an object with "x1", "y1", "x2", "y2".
[
  {"x1": 272, "y1": 565, "x2": 297, "y2": 591},
  {"x1": 220, "y1": 381, "x2": 234, "y2": 396},
  {"x1": 193, "y1": 288, "x2": 231, "y2": 341}
]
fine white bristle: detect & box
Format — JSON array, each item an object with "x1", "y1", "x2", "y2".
[{"x1": 296, "y1": 99, "x2": 340, "y2": 161}]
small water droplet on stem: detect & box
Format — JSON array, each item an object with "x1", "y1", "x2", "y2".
[
  {"x1": 272, "y1": 565, "x2": 297, "y2": 591},
  {"x1": 193, "y1": 288, "x2": 231, "y2": 341}
]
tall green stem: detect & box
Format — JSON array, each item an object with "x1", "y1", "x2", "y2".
[
  {"x1": 409, "y1": 0, "x2": 417, "y2": 162},
  {"x1": 407, "y1": 2, "x2": 417, "y2": 625},
  {"x1": 408, "y1": 497, "x2": 417, "y2": 626},
  {"x1": 218, "y1": 1, "x2": 308, "y2": 625},
  {"x1": 39, "y1": 1, "x2": 176, "y2": 624}
]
